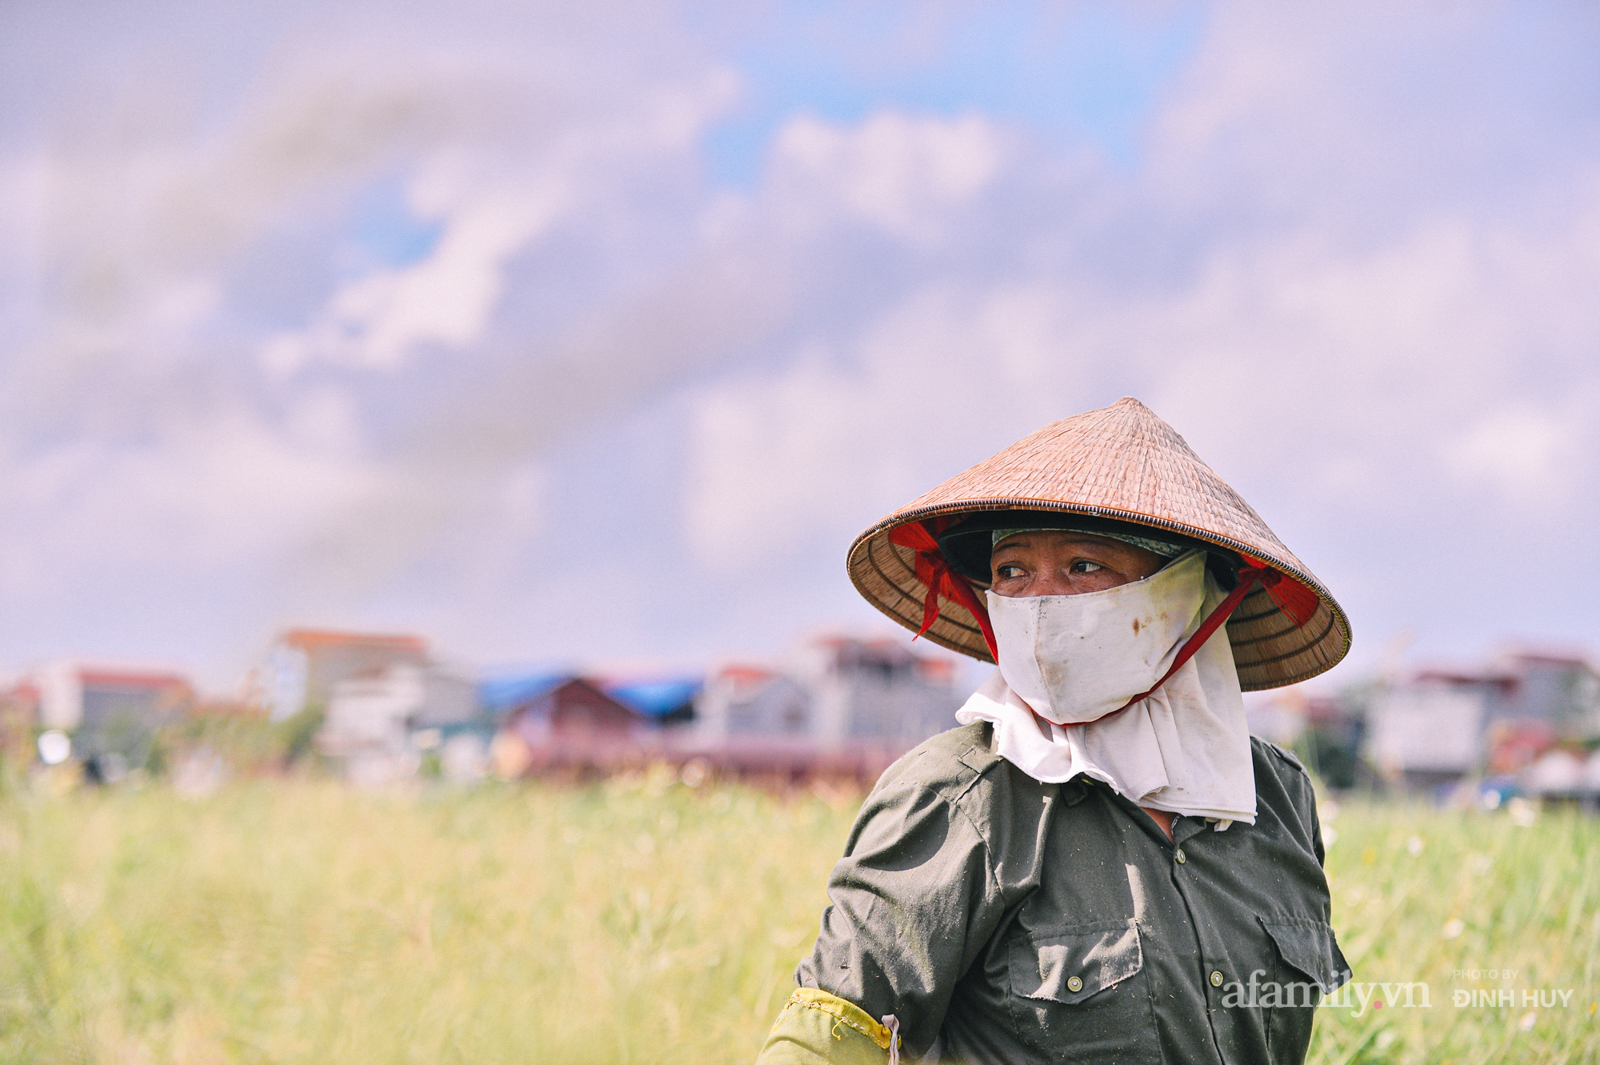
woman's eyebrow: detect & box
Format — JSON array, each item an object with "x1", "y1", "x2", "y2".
[
  {"x1": 1055, "y1": 535, "x2": 1120, "y2": 549},
  {"x1": 994, "y1": 533, "x2": 1118, "y2": 554}
]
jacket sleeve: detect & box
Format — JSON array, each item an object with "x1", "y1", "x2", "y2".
[
  {"x1": 755, "y1": 988, "x2": 898, "y2": 1064},
  {"x1": 1258, "y1": 740, "x2": 1353, "y2": 988},
  {"x1": 785, "y1": 781, "x2": 1002, "y2": 1060}
]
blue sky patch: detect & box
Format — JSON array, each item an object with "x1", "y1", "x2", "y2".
[
  {"x1": 343, "y1": 175, "x2": 445, "y2": 274},
  {"x1": 703, "y1": 0, "x2": 1208, "y2": 187}
]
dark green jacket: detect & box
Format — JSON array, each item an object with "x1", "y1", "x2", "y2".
[{"x1": 781, "y1": 722, "x2": 1348, "y2": 1064}]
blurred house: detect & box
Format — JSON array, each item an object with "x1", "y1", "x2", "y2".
[
  {"x1": 22, "y1": 662, "x2": 194, "y2": 776},
  {"x1": 1485, "y1": 651, "x2": 1600, "y2": 738},
  {"x1": 605, "y1": 678, "x2": 700, "y2": 726},
  {"x1": 489, "y1": 675, "x2": 646, "y2": 777},
  {"x1": 1367, "y1": 651, "x2": 1600, "y2": 789},
  {"x1": 263, "y1": 629, "x2": 429, "y2": 721},
  {"x1": 317, "y1": 662, "x2": 483, "y2": 785},
  {"x1": 1298, "y1": 693, "x2": 1368, "y2": 789},
  {"x1": 480, "y1": 636, "x2": 959, "y2": 782},
  {"x1": 795, "y1": 636, "x2": 962, "y2": 745},
  {"x1": 695, "y1": 666, "x2": 810, "y2": 739},
  {"x1": 1368, "y1": 670, "x2": 1498, "y2": 787},
  {"x1": 1496, "y1": 653, "x2": 1600, "y2": 801},
  {"x1": 690, "y1": 635, "x2": 963, "y2": 780},
  {"x1": 1246, "y1": 687, "x2": 1367, "y2": 789}
]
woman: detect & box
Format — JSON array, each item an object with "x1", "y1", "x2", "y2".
[{"x1": 756, "y1": 398, "x2": 1351, "y2": 1065}]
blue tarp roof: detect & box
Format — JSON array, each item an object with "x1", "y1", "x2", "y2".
[
  {"x1": 477, "y1": 671, "x2": 702, "y2": 720},
  {"x1": 477, "y1": 671, "x2": 572, "y2": 715},
  {"x1": 603, "y1": 679, "x2": 701, "y2": 718}
]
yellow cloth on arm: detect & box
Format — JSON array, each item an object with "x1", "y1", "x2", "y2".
[{"x1": 755, "y1": 988, "x2": 896, "y2": 1064}]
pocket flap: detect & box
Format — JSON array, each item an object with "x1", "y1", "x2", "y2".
[
  {"x1": 1260, "y1": 917, "x2": 1350, "y2": 993},
  {"x1": 1011, "y1": 920, "x2": 1143, "y2": 1005}
]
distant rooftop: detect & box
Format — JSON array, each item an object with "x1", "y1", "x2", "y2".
[
  {"x1": 478, "y1": 671, "x2": 573, "y2": 715},
  {"x1": 605, "y1": 679, "x2": 701, "y2": 718},
  {"x1": 280, "y1": 629, "x2": 428, "y2": 653},
  {"x1": 76, "y1": 668, "x2": 192, "y2": 689}
]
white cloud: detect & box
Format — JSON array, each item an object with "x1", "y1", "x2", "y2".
[
  {"x1": 768, "y1": 110, "x2": 1006, "y2": 244},
  {"x1": 680, "y1": 280, "x2": 1101, "y2": 568},
  {"x1": 257, "y1": 67, "x2": 740, "y2": 376},
  {"x1": 683, "y1": 77, "x2": 1600, "y2": 592},
  {"x1": 0, "y1": 406, "x2": 387, "y2": 596},
  {"x1": 1446, "y1": 405, "x2": 1581, "y2": 502},
  {"x1": 266, "y1": 183, "x2": 566, "y2": 373},
  {"x1": 683, "y1": 357, "x2": 862, "y2": 566},
  {"x1": 6, "y1": 1, "x2": 1600, "y2": 683}
]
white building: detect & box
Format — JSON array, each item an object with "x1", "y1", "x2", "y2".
[
  {"x1": 1368, "y1": 676, "x2": 1489, "y2": 777},
  {"x1": 32, "y1": 661, "x2": 193, "y2": 732},
  {"x1": 317, "y1": 662, "x2": 480, "y2": 784},
  {"x1": 695, "y1": 635, "x2": 963, "y2": 751},
  {"x1": 261, "y1": 629, "x2": 429, "y2": 721},
  {"x1": 1367, "y1": 652, "x2": 1600, "y2": 785}
]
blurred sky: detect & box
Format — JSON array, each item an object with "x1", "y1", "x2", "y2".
[{"x1": 3, "y1": 1, "x2": 1599, "y2": 691}]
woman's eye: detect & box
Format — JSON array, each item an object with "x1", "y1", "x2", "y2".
[
  {"x1": 995, "y1": 564, "x2": 1025, "y2": 580},
  {"x1": 1070, "y1": 560, "x2": 1104, "y2": 574}
]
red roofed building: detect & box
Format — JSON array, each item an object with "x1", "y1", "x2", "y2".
[
  {"x1": 35, "y1": 662, "x2": 194, "y2": 732},
  {"x1": 264, "y1": 628, "x2": 429, "y2": 720},
  {"x1": 22, "y1": 662, "x2": 195, "y2": 772},
  {"x1": 686, "y1": 635, "x2": 964, "y2": 781},
  {"x1": 1368, "y1": 650, "x2": 1600, "y2": 787},
  {"x1": 491, "y1": 676, "x2": 646, "y2": 777}
]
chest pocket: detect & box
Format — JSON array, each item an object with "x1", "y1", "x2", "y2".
[
  {"x1": 1007, "y1": 919, "x2": 1159, "y2": 1063},
  {"x1": 1261, "y1": 916, "x2": 1350, "y2": 1061}
]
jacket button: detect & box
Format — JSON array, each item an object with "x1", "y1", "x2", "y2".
[
  {"x1": 1175, "y1": 849, "x2": 1187, "y2": 864},
  {"x1": 1210, "y1": 970, "x2": 1225, "y2": 987},
  {"x1": 1067, "y1": 976, "x2": 1083, "y2": 992}
]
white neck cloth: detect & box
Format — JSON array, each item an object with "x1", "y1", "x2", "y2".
[{"x1": 954, "y1": 550, "x2": 1257, "y2": 823}]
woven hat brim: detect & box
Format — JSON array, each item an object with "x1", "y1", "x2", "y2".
[
  {"x1": 847, "y1": 498, "x2": 1351, "y2": 692},
  {"x1": 847, "y1": 398, "x2": 1352, "y2": 690}
]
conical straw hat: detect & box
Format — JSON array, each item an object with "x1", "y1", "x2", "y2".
[{"x1": 846, "y1": 397, "x2": 1351, "y2": 690}]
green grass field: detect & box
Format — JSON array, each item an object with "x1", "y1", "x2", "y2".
[{"x1": 1, "y1": 769, "x2": 1596, "y2": 1064}]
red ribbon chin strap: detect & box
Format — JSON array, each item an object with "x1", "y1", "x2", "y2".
[
  {"x1": 1107, "y1": 563, "x2": 1268, "y2": 715},
  {"x1": 1239, "y1": 553, "x2": 1321, "y2": 628},
  {"x1": 888, "y1": 521, "x2": 999, "y2": 661},
  {"x1": 885, "y1": 522, "x2": 1322, "y2": 713},
  {"x1": 1107, "y1": 559, "x2": 1320, "y2": 715}
]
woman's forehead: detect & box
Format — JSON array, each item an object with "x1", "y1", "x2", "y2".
[{"x1": 992, "y1": 530, "x2": 1125, "y2": 552}]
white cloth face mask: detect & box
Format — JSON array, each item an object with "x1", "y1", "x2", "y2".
[
  {"x1": 985, "y1": 550, "x2": 1209, "y2": 724},
  {"x1": 965, "y1": 548, "x2": 1256, "y2": 822}
]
